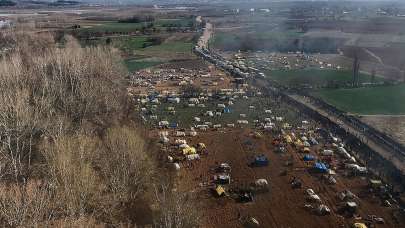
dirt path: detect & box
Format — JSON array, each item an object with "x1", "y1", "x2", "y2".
[{"x1": 197, "y1": 17, "x2": 213, "y2": 49}]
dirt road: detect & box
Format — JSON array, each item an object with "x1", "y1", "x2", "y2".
[{"x1": 197, "y1": 17, "x2": 213, "y2": 49}]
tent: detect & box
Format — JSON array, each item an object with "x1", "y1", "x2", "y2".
[
  {"x1": 314, "y1": 162, "x2": 328, "y2": 173},
  {"x1": 182, "y1": 147, "x2": 197, "y2": 155},
  {"x1": 303, "y1": 154, "x2": 315, "y2": 161},
  {"x1": 169, "y1": 122, "x2": 178, "y2": 128},
  {"x1": 215, "y1": 185, "x2": 226, "y2": 196},
  {"x1": 284, "y1": 135, "x2": 292, "y2": 144},
  {"x1": 253, "y1": 155, "x2": 269, "y2": 167},
  {"x1": 353, "y1": 223, "x2": 367, "y2": 228},
  {"x1": 223, "y1": 107, "x2": 231, "y2": 113},
  {"x1": 294, "y1": 139, "x2": 303, "y2": 147}
]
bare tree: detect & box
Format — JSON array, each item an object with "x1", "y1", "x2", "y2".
[{"x1": 153, "y1": 184, "x2": 200, "y2": 228}]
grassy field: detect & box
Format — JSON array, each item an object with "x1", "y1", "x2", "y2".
[
  {"x1": 265, "y1": 69, "x2": 380, "y2": 87},
  {"x1": 78, "y1": 18, "x2": 194, "y2": 34},
  {"x1": 124, "y1": 58, "x2": 163, "y2": 72},
  {"x1": 140, "y1": 41, "x2": 193, "y2": 53},
  {"x1": 82, "y1": 36, "x2": 193, "y2": 72},
  {"x1": 145, "y1": 97, "x2": 302, "y2": 129},
  {"x1": 80, "y1": 22, "x2": 147, "y2": 33},
  {"x1": 312, "y1": 84, "x2": 405, "y2": 115}
]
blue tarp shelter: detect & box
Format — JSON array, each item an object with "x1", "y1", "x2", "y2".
[
  {"x1": 253, "y1": 155, "x2": 269, "y2": 167},
  {"x1": 314, "y1": 162, "x2": 328, "y2": 173},
  {"x1": 303, "y1": 154, "x2": 315, "y2": 161},
  {"x1": 169, "y1": 122, "x2": 178, "y2": 128},
  {"x1": 223, "y1": 108, "x2": 231, "y2": 113}
]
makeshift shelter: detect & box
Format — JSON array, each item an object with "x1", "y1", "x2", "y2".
[
  {"x1": 353, "y1": 223, "x2": 367, "y2": 228},
  {"x1": 198, "y1": 143, "x2": 206, "y2": 150},
  {"x1": 215, "y1": 185, "x2": 226, "y2": 197},
  {"x1": 215, "y1": 174, "x2": 231, "y2": 184},
  {"x1": 253, "y1": 155, "x2": 269, "y2": 167},
  {"x1": 223, "y1": 107, "x2": 231, "y2": 113},
  {"x1": 284, "y1": 135, "x2": 292, "y2": 144},
  {"x1": 314, "y1": 162, "x2": 328, "y2": 173},
  {"x1": 303, "y1": 154, "x2": 315, "y2": 161},
  {"x1": 369, "y1": 179, "x2": 382, "y2": 189},
  {"x1": 294, "y1": 139, "x2": 303, "y2": 147},
  {"x1": 182, "y1": 147, "x2": 197, "y2": 155}
]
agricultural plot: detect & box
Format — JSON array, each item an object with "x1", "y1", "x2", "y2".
[
  {"x1": 265, "y1": 69, "x2": 379, "y2": 87},
  {"x1": 211, "y1": 30, "x2": 303, "y2": 52},
  {"x1": 124, "y1": 58, "x2": 164, "y2": 72},
  {"x1": 312, "y1": 84, "x2": 405, "y2": 115},
  {"x1": 79, "y1": 22, "x2": 147, "y2": 34},
  {"x1": 78, "y1": 18, "x2": 195, "y2": 35},
  {"x1": 82, "y1": 35, "x2": 194, "y2": 72}
]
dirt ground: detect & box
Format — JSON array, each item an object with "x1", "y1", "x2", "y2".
[
  {"x1": 169, "y1": 129, "x2": 397, "y2": 228},
  {"x1": 360, "y1": 115, "x2": 405, "y2": 146}
]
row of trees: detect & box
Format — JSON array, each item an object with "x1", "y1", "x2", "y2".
[{"x1": 0, "y1": 31, "x2": 199, "y2": 227}]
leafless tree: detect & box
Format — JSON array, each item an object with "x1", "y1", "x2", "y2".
[{"x1": 153, "y1": 184, "x2": 200, "y2": 228}]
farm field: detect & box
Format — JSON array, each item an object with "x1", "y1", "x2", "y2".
[
  {"x1": 77, "y1": 18, "x2": 195, "y2": 34},
  {"x1": 312, "y1": 84, "x2": 405, "y2": 115},
  {"x1": 211, "y1": 30, "x2": 303, "y2": 52},
  {"x1": 124, "y1": 58, "x2": 164, "y2": 72},
  {"x1": 265, "y1": 69, "x2": 378, "y2": 87},
  {"x1": 82, "y1": 35, "x2": 194, "y2": 72}
]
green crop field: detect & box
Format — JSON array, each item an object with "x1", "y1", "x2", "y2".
[
  {"x1": 80, "y1": 22, "x2": 147, "y2": 33},
  {"x1": 124, "y1": 58, "x2": 164, "y2": 72},
  {"x1": 312, "y1": 84, "x2": 405, "y2": 115},
  {"x1": 79, "y1": 18, "x2": 194, "y2": 34},
  {"x1": 141, "y1": 41, "x2": 193, "y2": 53},
  {"x1": 265, "y1": 69, "x2": 381, "y2": 87}
]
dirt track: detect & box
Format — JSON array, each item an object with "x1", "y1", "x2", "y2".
[{"x1": 173, "y1": 129, "x2": 396, "y2": 228}]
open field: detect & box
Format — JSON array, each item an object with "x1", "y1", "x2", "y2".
[
  {"x1": 81, "y1": 34, "x2": 195, "y2": 72},
  {"x1": 265, "y1": 69, "x2": 378, "y2": 87},
  {"x1": 76, "y1": 18, "x2": 195, "y2": 35},
  {"x1": 312, "y1": 84, "x2": 405, "y2": 115},
  {"x1": 124, "y1": 58, "x2": 164, "y2": 72},
  {"x1": 361, "y1": 115, "x2": 405, "y2": 146}
]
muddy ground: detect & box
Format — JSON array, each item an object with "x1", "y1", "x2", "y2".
[{"x1": 168, "y1": 129, "x2": 397, "y2": 228}]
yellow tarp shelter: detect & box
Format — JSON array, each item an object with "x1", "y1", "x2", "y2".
[
  {"x1": 353, "y1": 223, "x2": 367, "y2": 228},
  {"x1": 215, "y1": 185, "x2": 225, "y2": 196},
  {"x1": 284, "y1": 135, "x2": 292, "y2": 144},
  {"x1": 182, "y1": 146, "x2": 197, "y2": 155}
]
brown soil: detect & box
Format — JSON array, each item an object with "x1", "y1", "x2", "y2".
[{"x1": 168, "y1": 129, "x2": 397, "y2": 228}]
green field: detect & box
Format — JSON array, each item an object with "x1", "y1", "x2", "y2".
[
  {"x1": 266, "y1": 69, "x2": 380, "y2": 87},
  {"x1": 312, "y1": 84, "x2": 405, "y2": 115},
  {"x1": 79, "y1": 18, "x2": 194, "y2": 34},
  {"x1": 145, "y1": 97, "x2": 302, "y2": 128},
  {"x1": 211, "y1": 30, "x2": 302, "y2": 50},
  {"x1": 124, "y1": 58, "x2": 163, "y2": 72},
  {"x1": 86, "y1": 37, "x2": 193, "y2": 72},
  {"x1": 80, "y1": 22, "x2": 147, "y2": 33},
  {"x1": 140, "y1": 41, "x2": 193, "y2": 53}
]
